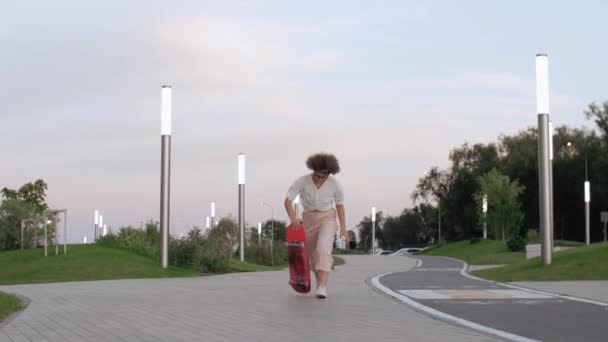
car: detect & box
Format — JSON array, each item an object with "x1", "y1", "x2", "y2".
[{"x1": 389, "y1": 247, "x2": 425, "y2": 256}]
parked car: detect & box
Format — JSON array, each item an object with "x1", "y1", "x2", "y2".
[{"x1": 389, "y1": 247, "x2": 425, "y2": 256}]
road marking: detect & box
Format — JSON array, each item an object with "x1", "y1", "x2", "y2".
[
  {"x1": 451, "y1": 259, "x2": 608, "y2": 308},
  {"x1": 398, "y1": 289, "x2": 553, "y2": 300},
  {"x1": 370, "y1": 273, "x2": 540, "y2": 342},
  {"x1": 416, "y1": 259, "x2": 423, "y2": 268},
  {"x1": 415, "y1": 268, "x2": 463, "y2": 272}
]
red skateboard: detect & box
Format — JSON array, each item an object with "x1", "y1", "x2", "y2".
[{"x1": 287, "y1": 224, "x2": 311, "y2": 293}]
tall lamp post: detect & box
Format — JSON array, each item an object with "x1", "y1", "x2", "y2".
[
  {"x1": 371, "y1": 207, "x2": 376, "y2": 255},
  {"x1": 482, "y1": 194, "x2": 488, "y2": 240},
  {"x1": 261, "y1": 201, "x2": 274, "y2": 265},
  {"x1": 536, "y1": 53, "x2": 552, "y2": 266},
  {"x1": 238, "y1": 153, "x2": 246, "y2": 262},
  {"x1": 160, "y1": 85, "x2": 172, "y2": 269},
  {"x1": 257, "y1": 222, "x2": 262, "y2": 244},
  {"x1": 94, "y1": 210, "x2": 99, "y2": 242},
  {"x1": 585, "y1": 178, "x2": 591, "y2": 245},
  {"x1": 210, "y1": 202, "x2": 216, "y2": 228},
  {"x1": 549, "y1": 121, "x2": 555, "y2": 252}
]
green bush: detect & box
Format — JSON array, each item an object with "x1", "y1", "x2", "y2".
[
  {"x1": 507, "y1": 236, "x2": 526, "y2": 252},
  {"x1": 245, "y1": 240, "x2": 287, "y2": 266},
  {"x1": 526, "y1": 229, "x2": 540, "y2": 244},
  {"x1": 97, "y1": 224, "x2": 158, "y2": 259}
]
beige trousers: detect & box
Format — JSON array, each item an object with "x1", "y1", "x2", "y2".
[{"x1": 302, "y1": 209, "x2": 337, "y2": 272}]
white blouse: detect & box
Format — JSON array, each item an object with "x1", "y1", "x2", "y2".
[{"x1": 286, "y1": 174, "x2": 344, "y2": 212}]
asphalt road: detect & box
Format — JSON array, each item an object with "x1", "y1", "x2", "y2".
[{"x1": 378, "y1": 255, "x2": 608, "y2": 342}]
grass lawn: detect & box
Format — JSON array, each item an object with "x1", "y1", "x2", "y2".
[
  {"x1": 0, "y1": 292, "x2": 24, "y2": 323},
  {"x1": 418, "y1": 240, "x2": 525, "y2": 265},
  {"x1": 474, "y1": 243, "x2": 608, "y2": 281},
  {"x1": 0, "y1": 245, "x2": 348, "y2": 285},
  {"x1": 0, "y1": 244, "x2": 199, "y2": 285},
  {"x1": 333, "y1": 255, "x2": 346, "y2": 266}
]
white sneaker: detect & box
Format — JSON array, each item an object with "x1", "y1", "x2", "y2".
[{"x1": 315, "y1": 286, "x2": 327, "y2": 299}]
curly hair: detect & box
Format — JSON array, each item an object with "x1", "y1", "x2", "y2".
[{"x1": 306, "y1": 153, "x2": 340, "y2": 174}]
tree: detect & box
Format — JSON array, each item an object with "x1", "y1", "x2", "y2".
[
  {"x1": 357, "y1": 211, "x2": 384, "y2": 251},
  {"x1": 261, "y1": 219, "x2": 287, "y2": 242},
  {"x1": 475, "y1": 169, "x2": 524, "y2": 241},
  {"x1": 584, "y1": 101, "x2": 608, "y2": 142},
  {"x1": 0, "y1": 180, "x2": 50, "y2": 251},
  {"x1": 206, "y1": 217, "x2": 239, "y2": 259}
]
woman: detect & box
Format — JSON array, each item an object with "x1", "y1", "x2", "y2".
[{"x1": 284, "y1": 153, "x2": 349, "y2": 299}]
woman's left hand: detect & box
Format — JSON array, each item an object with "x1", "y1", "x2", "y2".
[{"x1": 341, "y1": 228, "x2": 350, "y2": 243}]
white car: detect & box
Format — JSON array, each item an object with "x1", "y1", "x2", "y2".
[{"x1": 389, "y1": 247, "x2": 425, "y2": 256}]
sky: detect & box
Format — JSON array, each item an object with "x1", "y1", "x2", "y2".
[{"x1": 2, "y1": 1, "x2": 607, "y2": 242}]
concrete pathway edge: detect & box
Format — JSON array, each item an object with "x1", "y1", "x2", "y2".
[{"x1": 368, "y1": 273, "x2": 539, "y2": 342}]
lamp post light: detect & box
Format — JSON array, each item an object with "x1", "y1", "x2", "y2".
[
  {"x1": 258, "y1": 222, "x2": 262, "y2": 244},
  {"x1": 536, "y1": 53, "x2": 552, "y2": 266},
  {"x1": 482, "y1": 194, "x2": 488, "y2": 240},
  {"x1": 160, "y1": 85, "x2": 172, "y2": 269},
  {"x1": 261, "y1": 201, "x2": 274, "y2": 265},
  {"x1": 211, "y1": 202, "x2": 216, "y2": 228},
  {"x1": 238, "y1": 153, "x2": 246, "y2": 262},
  {"x1": 94, "y1": 210, "x2": 99, "y2": 242},
  {"x1": 371, "y1": 207, "x2": 376, "y2": 255}
]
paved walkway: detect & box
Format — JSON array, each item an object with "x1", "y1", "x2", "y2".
[
  {"x1": 376, "y1": 255, "x2": 608, "y2": 342},
  {"x1": 0, "y1": 255, "x2": 497, "y2": 342}
]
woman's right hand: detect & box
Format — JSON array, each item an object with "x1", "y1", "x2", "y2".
[{"x1": 290, "y1": 220, "x2": 300, "y2": 229}]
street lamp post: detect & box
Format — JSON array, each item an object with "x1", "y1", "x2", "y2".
[
  {"x1": 585, "y1": 180, "x2": 591, "y2": 245},
  {"x1": 482, "y1": 194, "x2": 488, "y2": 240},
  {"x1": 371, "y1": 207, "x2": 376, "y2": 255},
  {"x1": 238, "y1": 153, "x2": 246, "y2": 262},
  {"x1": 160, "y1": 85, "x2": 172, "y2": 269},
  {"x1": 94, "y1": 210, "x2": 99, "y2": 242},
  {"x1": 549, "y1": 121, "x2": 555, "y2": 252},
  {"x1": 257, "y1": 222, "x2": 262, "y2": 244},
  {"x1": 210, "y1": 202, "x2": 216, "y2": 228},
  {"x1": 261, "y1": 202, "x2": 274, "y2": 265},
  {"x1": 536, "y1": 53, "x2": 552, "y2": 266}
]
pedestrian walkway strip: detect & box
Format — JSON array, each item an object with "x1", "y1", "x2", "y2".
[{"x1": 398, "y1": 289, "x2": 554, "y2": 300}]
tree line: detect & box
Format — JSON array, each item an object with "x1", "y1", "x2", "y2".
[{"x1": 357, "y1": 101, "x2": 608, "y2": 249}]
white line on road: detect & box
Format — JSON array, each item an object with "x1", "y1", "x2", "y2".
[{"x1": 370, "y1": 274, "x2": 540, "y2": 342}]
